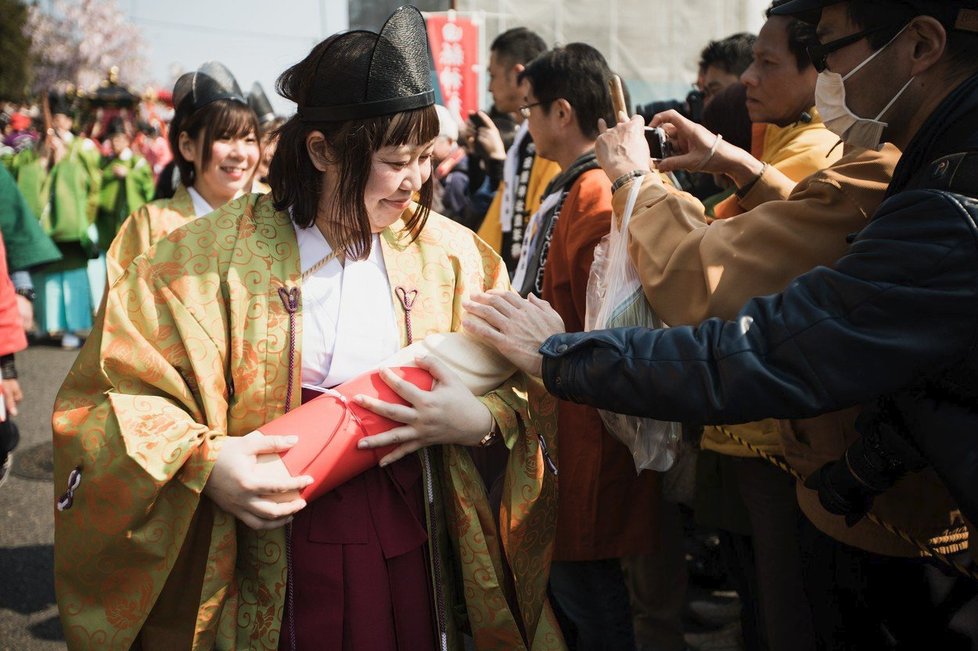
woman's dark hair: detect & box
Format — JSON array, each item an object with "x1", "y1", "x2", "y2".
[
  {"x1": 269, "y1": 33, "x2": 439, "y2": 260},
  {"x1": 168, "y1": 99, "x2": 259, "y2": 189},
  {"x1": 518, "y1": 43, "x2": 614, "y2": 141},
  {"x1": 701, "y1": 82, "x2": 752, "y2": 152}
]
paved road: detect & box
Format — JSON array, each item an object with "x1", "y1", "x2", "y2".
[{"x1": 1, "y1": 343, "x2": 75, "y2": 650}]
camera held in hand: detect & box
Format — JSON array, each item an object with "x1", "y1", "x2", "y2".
[
  {"x1": 805, "y1": 399, "x2": 928, "y2": 526},
  {"x1": 644, "y1": 127, "x2": 670, "y2": 160}
]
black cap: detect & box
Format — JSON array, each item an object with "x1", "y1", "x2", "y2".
[
  {"x1": 297, "y1": 5, "x2": 434, "y2": 123},
  {"x1": 48, "y1": 91, "x2": 73, "y2": 117},
  {"x1": 106, "y1": 116, "x2": 128, "y2": 137},
  {"x1": 771, "y1": 0, "x2": 978, "y2": 31},
  {"x1": 172, "y1": 61, "x2": 247, "y2": 117},
  {"x1": 248, "y1": 82, "x2": 276, "y2": 126}
]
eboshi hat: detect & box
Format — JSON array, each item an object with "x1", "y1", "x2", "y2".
[{"x1": 296, "y1": 5, "x2": 435, "y2": 123}]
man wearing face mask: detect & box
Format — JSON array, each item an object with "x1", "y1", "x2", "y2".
[{"x1": 465, "y1": 0, "x2": 978, "y2": 648}]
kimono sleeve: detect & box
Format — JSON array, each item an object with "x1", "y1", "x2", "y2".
[
  {"x1": 52, "y1": 252, "x2": 231, "y2": 646},
  {"x1": 106, "y1": 203, "x2": 156, "y2": 285}
]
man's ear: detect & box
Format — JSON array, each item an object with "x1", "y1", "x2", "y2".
[
  {"x1": 908, "y1": 16, "x2": 948, "y2": 77},
  {"x1": 305, "y1": 130, "x2": 331, "y2": 172},
  {"x1": 511, "y1": 62, "x2": 526, "y2": 83},
  {"x1": 177, "y1": 131, "x2": 197, "y2": 163},
  {"x1": 553, "y1": 98, "x2": 574, "y2": 126}
]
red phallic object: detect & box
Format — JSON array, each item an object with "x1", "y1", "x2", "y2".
[{"x1": 259, "y1": 366, "x2": 434, "y2": 502}]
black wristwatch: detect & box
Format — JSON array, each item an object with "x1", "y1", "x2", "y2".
[{"x1": 14, "y1": 287, "x2": 35, "y2": 303}]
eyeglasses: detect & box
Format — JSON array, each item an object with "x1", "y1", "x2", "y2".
[
  {"x1": 806, "y1": 22, "x2": 904, "y2": 73},
  {"x1": 519, "y1": 99, "x2": 553, "y2": 119}
]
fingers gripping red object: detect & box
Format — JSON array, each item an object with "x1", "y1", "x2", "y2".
[{"x1": 260, "y1": 366, "x2": 434, "y2": 502}]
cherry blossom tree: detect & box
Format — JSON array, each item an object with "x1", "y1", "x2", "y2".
[{"x1": 26, "y1": 0, "x2": 148, "y2": 96}]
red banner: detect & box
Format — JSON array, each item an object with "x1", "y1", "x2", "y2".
[{"x1": 426, "y1": 13, "x2": 481, "y2": 125}]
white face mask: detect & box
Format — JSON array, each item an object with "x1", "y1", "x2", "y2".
[{"x1": 814, "y1": 23, "x2": 914, "y2": 150}]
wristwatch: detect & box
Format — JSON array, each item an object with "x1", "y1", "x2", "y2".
[
  {"x1": 15, "y1": 287, "x2": 35, "y2": 303},
  {"x1": 610, "y1": 169, "x2": 648, "y2": 194}
]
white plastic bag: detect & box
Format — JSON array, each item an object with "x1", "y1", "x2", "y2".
[{"x1": 585, "y1": 178, "x2": 681, "y2": 472}]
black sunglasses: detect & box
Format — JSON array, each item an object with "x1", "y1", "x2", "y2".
[{"x1": 806, "y1": 22, "x2": 904, "y2": 73}]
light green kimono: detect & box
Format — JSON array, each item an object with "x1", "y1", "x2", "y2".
[
  {"x1": 95, "y1": 151, "x2": 156, "y2": 253},
  {"x1": 53, "y1": 192, "x2": 564, "y2": 650}
]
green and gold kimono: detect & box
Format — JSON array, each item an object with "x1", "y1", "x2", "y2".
[
  {"x1": 53, "y1": 192, "x2": 564, "y2": 650},
  {"x1": 95, "y1": 152, "x2": 155, "y2": 254},
  {"x1": 106, "y1": 184, "x2": 195, "y2": 284}
]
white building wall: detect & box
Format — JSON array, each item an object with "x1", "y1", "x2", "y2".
[{"x1": 457, "y1": 0, "x2": 769, "y2": 107}]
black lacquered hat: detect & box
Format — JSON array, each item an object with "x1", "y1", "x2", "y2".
[
  {"x1": 105, "y1": 116, "x2": 128, "y2": 137},
  {"x1": 48, "y1": 91, "x2": 74, "y2": 117},
  {"x1": 248, "y1": 82, "x2": 277, "y2": 126},
  {"x1": 297, "y1": 5, "x2": 435, "y2": 123},
  {"x1": 172, "y1": 61, "x2": 247, "y2": 116}
]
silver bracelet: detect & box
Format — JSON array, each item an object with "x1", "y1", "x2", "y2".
[{"x1": 694, "y1": 133, "x2": 724, "y2": 171}]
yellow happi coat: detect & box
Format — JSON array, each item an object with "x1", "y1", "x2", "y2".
[{"x1": 53, "y1": 192, "x2": 563, "y2": 650}]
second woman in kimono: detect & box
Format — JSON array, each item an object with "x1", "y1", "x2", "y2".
[{"x1": 106, "y1": 61, "x2": 260, "y2": 283}]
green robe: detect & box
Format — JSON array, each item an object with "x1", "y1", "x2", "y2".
[
  {"x1": 0, "y1": 165, "x2": 61, "y2": 271},
  {"x1": 53, "y1": 192, "x2": 564, "y2": 650},
  {"x1": 5, "y1": 138, "x2": 102, "y2": 272},
  {"x1": 95, "y1": 152, "x2": 155, "y2": 253}
]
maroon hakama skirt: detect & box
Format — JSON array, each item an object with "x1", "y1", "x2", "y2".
[{"x1": 280, "y1": 390, "x2": 437, "y2": 651}]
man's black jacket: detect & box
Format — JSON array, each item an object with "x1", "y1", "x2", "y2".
[{"x1": 540, "y1": 74, "x2": 978, "y2": 522}]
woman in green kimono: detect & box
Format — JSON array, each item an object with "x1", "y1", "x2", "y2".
[
  {"x1": 53, "y1": 6, "x2": 562, "y2": 650},
  {"x1": 90, "y1": 117, "x2": 155, "y2": 309},
  {"x1": 106, "y1": 62, "x2": 260, "y2": 285},
  {"x1": 9, "y1": 93, "x2": 101, "y2": 349}
]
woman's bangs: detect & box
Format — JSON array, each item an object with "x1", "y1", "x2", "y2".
[
  {"x1": 213, "y1": 100, "x2": 260, "y2": 139},
  {"x1": 383, "y1": 104, "x2": 438, "y2": 147}
]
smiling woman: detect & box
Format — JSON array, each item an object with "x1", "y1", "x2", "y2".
[{"x1": 104, "y1": 61, "x2": 261, "y2": 283}]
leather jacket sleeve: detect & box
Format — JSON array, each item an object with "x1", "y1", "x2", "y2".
[{"x1": 540, "y1": 189, "x2": 978, "y2": 425}]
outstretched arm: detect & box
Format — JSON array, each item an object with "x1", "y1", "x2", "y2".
[{"x1": 469, "y1": 190, "x2": 978, "y2": 424}]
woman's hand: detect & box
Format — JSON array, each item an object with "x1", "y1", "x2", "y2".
[
  {"x1": 355, "y1": 355, "x2": 494, "y2": 466},
  {"x1": 650, "y1": 109, "x2": 763, "y2": 185},
  {"x1": 15, "y1": 294, "x2": 33, "y2": 332},
  {"x1": 203, "y1": 431, "x2": 313, "y2": 530},
  {"x1": 1, "y1": 379, "x2": 22, "y2": 420}
]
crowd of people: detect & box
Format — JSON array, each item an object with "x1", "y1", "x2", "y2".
[{"x1": 1, "y1": 0, "x2": 977, "y2": 649}]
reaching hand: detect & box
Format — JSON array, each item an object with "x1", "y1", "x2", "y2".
[
  {"x1": 1, "y1": 379, "x2": 22, "y2": 421},
  {"x1": 203, "y1": 431, "x2": 313, "y2": 530},
  {"x1": 595, "y1": 114, "x2": 653, "y2": 183},
  {"x1": 355, "y1": 355, "x2": 493, "y2": 466},
  {"x1": 462, "y1": 290, "x2": 565, "y2": 377},
  {"x1": 14, "y1": 294, "x2": 32, "y2": 333},
  {"x1": 650, "y1": 109, "x2": 762, "y2": 184}
]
